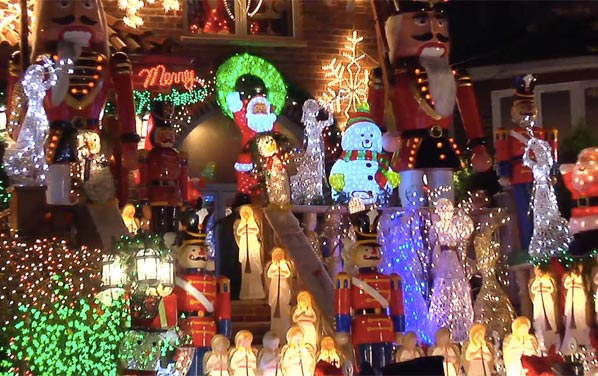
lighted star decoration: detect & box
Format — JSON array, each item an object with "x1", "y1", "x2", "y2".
[
  {"x1": 0, "y1": 0, "x2": 35, "y2": 44},
  {"x1": 319, "y1": 30, "x2": 371, "y2": 130},
  {"x1": 116, "y1": 0, "x2": 180, "y2": 28}
]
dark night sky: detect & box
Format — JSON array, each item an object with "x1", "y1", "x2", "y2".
[{"x1": 447, "y1": 1, "x2": 598, "y2": 67}]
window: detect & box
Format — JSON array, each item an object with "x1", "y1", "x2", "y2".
[
  {"x1": 491, "y1": 80, "x2": 598, "y2": 138},
  {"x1": 185, "y1": 0, "x2": 298, "y2": 37}
]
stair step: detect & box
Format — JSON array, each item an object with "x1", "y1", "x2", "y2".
[{"x1": 231, "y1": 299, "x2": 271, "y2": 322}]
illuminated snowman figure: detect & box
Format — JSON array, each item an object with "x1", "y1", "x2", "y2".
[{"x1": 329, "y1": 108, "x2": 399, "y2": 205}]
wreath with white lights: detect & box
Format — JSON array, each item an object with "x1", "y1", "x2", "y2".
[{"x1": 215, "y1": 53, "x2": 287, "y2": 119}]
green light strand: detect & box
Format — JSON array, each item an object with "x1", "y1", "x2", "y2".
[{"x1": 134, "y1": 86, "x2": 211, "y2": 115}]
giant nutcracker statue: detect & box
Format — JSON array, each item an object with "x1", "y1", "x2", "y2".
[
  {"x1": 335, "y1": 208, "x2": 405, "y2": 373},
  {"x1": 139, "y1": 101, "x2": 189, "y2": 234},
  {"x1": 175, "y1": 203, "x2": 231, "y2": 376},
  {"x1": 21, "y1": 0, "x2": 139, "y2": 205},
  {"x1": 495, "y1": 74, "x2": 558, "y2": 252},
  {"x1": 369, "y1": 0, "x2": 492, "y2": 206},
  {"x1": 226, "y1": 92, "x2": 279, "y2": 195}
]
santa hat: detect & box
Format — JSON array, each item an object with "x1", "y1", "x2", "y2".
[{"x1": 247, "y1": 95, "x2": 273, "y2": 114}]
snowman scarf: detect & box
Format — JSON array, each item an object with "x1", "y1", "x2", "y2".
[{"x1": 339, "y1": 150, "x2": 392, "y2": 189}]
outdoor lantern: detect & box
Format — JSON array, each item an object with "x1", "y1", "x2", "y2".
[
  {"x1": 135, "y1": 248, "x2": 160, "y2": 282},
  {"x1": 101, "y1": 254, "x2": 124, "y2": 289},
  {"x1": 158, "y1": 254, "x2": 175, "y2": 288}
]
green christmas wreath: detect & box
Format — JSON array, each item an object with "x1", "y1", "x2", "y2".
[{"x1": 215, "y1": 53, "x2": 287, "y2": 119}]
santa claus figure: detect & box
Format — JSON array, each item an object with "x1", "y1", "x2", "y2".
[
  {"x1": 17, "y1": 0, "x2": 139, "y2": 205},
  {"x1": 369, "y1": 0, "x2": 492, "y2": 206},
  {"x1": 226, "y1": 92, "x2": 278, "y2": 195},
  {"x1": 561, "y1": 147, "x2": 598, "y2": 255}
]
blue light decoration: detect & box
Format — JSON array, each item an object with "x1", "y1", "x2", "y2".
[{"x1": 379, "y1": 208, "x2": 434, "y2": 343}]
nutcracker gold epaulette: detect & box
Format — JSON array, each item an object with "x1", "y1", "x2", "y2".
[
  {"x1": 335, "y1": 273, "x2": 351, "y2": 287},
  {"x1": 111, "y1": 51, "x2": 132, "y2": 75},
  {"x1": 390, "y1": 273, "x2": 402, "y2": 283},
  {"x1": 217, "y1": 276, "x2": 230, "y2": 288},
  {"x1": 495, "y1": 128, "x2": 509, "y2": 142}
]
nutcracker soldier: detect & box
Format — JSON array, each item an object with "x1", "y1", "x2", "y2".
[
  {"x1": 175, "y1": 204, "x2": 231, "y2": 376},
  {"x1": 495, "y1": 74, "x2": 558, "y2": 252},
  {"x1": 335, "y1": 208, "x2": 405, "y2": 374},
  {"x1": 18, "y1": 0, "x2": 139, "y2": 205},
  {"x1": 139, "y1": 101, "x2": 189, "y2": 234},
  {"x1": 226, "y1": 92, "x2": 279, "y2": 195},
  {"x1": 369, "y1": 0, "x2": 492, "y2": 206}
]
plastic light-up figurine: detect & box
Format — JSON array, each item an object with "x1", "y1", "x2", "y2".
[
  {"x1": 4, "y1": 57, "x2": 56, "y2": 186},
  {"x1": 560, "y1": 147, "x2": 598, "y2": 255},
  {"x1": 266, "y1": 247, "x2": 292, "y2": 341},
  {"x1": 226, "y1": 92, "x2": 278, "y2": 194},
  {"x1": 369, "y1": 0, "x2": 493, "y2": 207},
  {"x1": 528, "y1": 266, "x2": 559, "y2": 352},
  {"x1": 522, "y1": 114, "x2": 571, "y2": 263},
  {"x1": 334, "y1": 207, "x2": 405, "y2": 373},
  {"x1": 329, "y1": 107, "x2": 400, "y2": 205},
  {"x1": 203, "y1": 334, "x2": 230, "y2": 376},
  {"x1": 175, "y1": 205, "x2": 231, "y2": 376},
  {"x1": 502, "y1": 316, "x2": 539, "y2": 376},
  {"x1": 257, "y1": 331, "x2": 282, "y2": 376},
  {"x1": 228, "y1": 330, "x2": 258, "y2": 376},
  {"x1": 291, "y1": 290, "x2": 319, "y2": 350},
  {"x1": 315, "y1": 336, "x2": 343, "y2": 374},
  {"x1": 234, "y1": 205, "x2": 265, "y2": 300},
  {"x1": 428, "y1": 198, "x2": 474, "y2": 342},
  {"x1": 561, "y1": 263, "x2": 593, "y2": 354},
  {"x1": 254, "y1": 133, "x2": 291, "y2": 206},
  {"x1": 428, "y1": 328, "x2": 460, "y2": 376},
  {"x1": 280, "y1": 325, "x2": 316, "y2": 376},
  {"x1": 395, "y1": 331, "x2": 424, "y2": 363},
  {"x1": 290, "y1": 99, "x2": 334, "y2": 205},
  {"x1": 463, "y1": 323, "x2": 495, "y2": 376},
  {"x1": 473, "y1": 209, "x2": 516, "y2": 341},
  {"x1": 495, "y1": 74, "x2": 558, "y2": 253}
]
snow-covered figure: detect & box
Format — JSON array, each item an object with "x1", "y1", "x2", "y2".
[
  {"x1": 528, "y1": 266, "x2": 559, "y2": 352},
  {"x1": 257, "y1": 331, "x2": 281, "y2": 376},
  {"x1": 280, "y1": 325, "x2": 315, "y2": 376},
  {"x1": 328, "y1": 108, "x2": 399, "y2": 205},
  {"x1": 523, "y1": 133, "x2": 572, "y2": 262},
  {"x1": 5, "y1": 58, "x2": 57, "y2": 186},
  {"x1": 228, "y1": 330, "x2": 257, "y2": 376},
  {"x1": 463, "y1": 324, "x2": 494, "y2": 376},
  {"x1": 290, "y1": 99, "x2": 333, "y2": 204},
  {"x1": 428, "y1": 328, "x2": 460, "y2": 376},
  {"x1": 502, "y1": 317, "x2": 539, "y2": 376},
  {"x1": 254, "y1": 133, "x2": 291, "y2": 206},
  {"x1": 428, "y1": 198, "x2": 474, "y2": 342},
  {"x1": 234, "y1": 205, "x2": 265, "y2": 300},
  {"x1": 266, "y1": 247, "x2": 292, "y2": 340},
  {"x1": 561, "y1": 264, "x2": 593, "y2": 354},
  {"x1": 203, "y1": 334, "x2": 230, "y2": 376},
  {"x1": 226, "y1": 92, "x2": 278, "y2": 194},
  {"x1": 291, "y1": 290, "x2": 319, "y2": 350}
]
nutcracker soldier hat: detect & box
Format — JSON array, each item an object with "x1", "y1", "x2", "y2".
[
  {"x1": 148, "y1": 100, "x2": 175, "y2": 147},
  {"x1": 181, "y1": 197, "x2": 213, "y2": 242},
  {"x1": 349, "y1": 208, "x2": 382, "y2": 247},
  {"x1": 390, "y1": 0, "x2": 449, "y2": 14},
  {"x1": 513, "y1": 74, "x2": 537, "y2": 104}
]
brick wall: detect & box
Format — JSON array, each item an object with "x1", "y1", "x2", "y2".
[{"x1": 104, "y1": 0, "x2": 379, "y2": 100}]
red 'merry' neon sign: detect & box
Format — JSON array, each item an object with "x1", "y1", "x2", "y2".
[{"x1": 138, "y1": 64, "x2": 199, "y2": 91}]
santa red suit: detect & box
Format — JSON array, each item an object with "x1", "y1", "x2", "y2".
[
  {"x1": 226, "y1": 92, "x2": 279, "y2": 194},
  {"x1": 16, "y1": 0, "x2": 139, "y2": 205},
  {"x1": 335, "y1": 209, "x2": 405, "y2": 374},
  {"x1": 369, "y1": 0, "x2": 491, "y2": 206},
  {"x1": 560, "y1": 147, "x2": 598, "y2": 256}
]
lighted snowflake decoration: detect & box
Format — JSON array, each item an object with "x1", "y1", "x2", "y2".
[{"x1": 319, "y1": 30, "x2": 370, "y2": 130}]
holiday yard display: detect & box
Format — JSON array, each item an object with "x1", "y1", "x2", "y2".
[{"x1": 369, "y1": 0, "x2": 492, "y2": 206}]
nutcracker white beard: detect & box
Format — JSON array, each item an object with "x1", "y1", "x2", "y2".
[
  {"x1": 420, "y1": 55, "x2": 457, "y2": 118},
  {"x1": 246, "y1": 111, "x2": 277, "y2": 133}
]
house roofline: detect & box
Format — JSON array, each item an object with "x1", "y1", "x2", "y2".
[{"x1": 467, "y1": 55, "x2": 598, "y2": 81}]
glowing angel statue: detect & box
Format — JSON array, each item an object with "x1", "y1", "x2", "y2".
[
  {"x1": 523, "y1": 133, "x2": 572, "y2": 262},
  {"x1": 4, "y1": 57, "x2": 58, "y2": 185},
  {"x1": 290, "y1": 99, "x2": 333, "y2": 204}
]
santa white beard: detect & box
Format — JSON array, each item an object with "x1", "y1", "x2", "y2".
[
  {"x1": 246, "y1": 111, "x2": 277, "y2": 133},
  {"x1": 420, "y1": 56, "x2": 457, "y2": 118}
]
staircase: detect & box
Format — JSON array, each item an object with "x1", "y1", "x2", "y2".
[{"x1": 230, "y1": 299, "x2": 272, "y2": 346}]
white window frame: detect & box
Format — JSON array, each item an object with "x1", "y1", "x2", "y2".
[{"x1": 491, "y1": 80, "x2": 598, "y2": 134}]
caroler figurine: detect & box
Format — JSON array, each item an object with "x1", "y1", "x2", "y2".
[
  {"x1": 174, "y1": 205, "x2": 231, "y2": 376},
  {"x1": 257, "y1": 331, "x2": 282, "y2": 376},
  {"x1": 228, "y1": 330, "x2": 258, "y2": 376},
  {"x1": 428, "y1": 327, "x2": 460, "y2": 376},
  {"x1": 369, "y1": 0, "x2": 492, "y2": 206},
  {"x1": 561, "y1": 263, "x2": 593, "y2": 354},
  {"x1": 234, "y1": 205, "x2": 265, "y2": 300},
  {"x1": 395, "y1": 331, "x2": 424, "y2": 363},
  {"x1": 266, "y1": 247, "x2": 293, "y2": 341},
  {"x1": 528, "y1": 266, "x2": 559, "y2": 352},
  {"x1": 502, "y1": 316, "x2": 539, "y2": 376},
  {"x1": 203, "y1": 334, "x2": 231, "y2": 376},
  {"x1": 495, "y1": 74, "x2": 558, "y2": 253},
  {"x1": 334, "y1": 207, "x2": 405, "y2": 373},
  {"x1": 462, "y1": 323, "x2": 494, "y2": 376},
  {"x1": 18, "y1": 0, "x2": 139, "y2": 205},
  {"x1": 279, "y1": 325, "x2": 316, "y2": 376},
  {"x1": 139, "y1": 101, "x2": 189, "y2": 234}
]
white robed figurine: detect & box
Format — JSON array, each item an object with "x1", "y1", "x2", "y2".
[
  {"x1": 228, "y1": 330, "x2": 257, "y2": 376},
  {"x1": 463, "y1": 323, "x2": 494, "y2": 376},
  {"x1": 257, "y1": 331, "x2": 281, "y2": 376},
  {"x1": 395, "y1": 331, "x2": 424, "y2": 363},
  {"x1": 428, "y1": 328, "x2": 460, "y2": 376},
  {"x1": 528, "y1": 267, "x2": 559, "y2": 351},
  {"x1": 204, "y1": 334, "x2": 230, "y2": 376},
  {"x1": 291, "y1": 291, "x2": 319, "y2": 350},
  {"x1": 502, "y1": 317, "x2": 539, "y2": 376},
  {"x1": 266, "y1": 248, "x2": 292, "y2": 340},
  {"x1": 561, "y1": 264, "x2": 593, "y2": 354},
  {"x1": 280, "y1": 326, "x2": 315, "y2": 376},
  {"x1": 4, "y1": 57, "x2": 57, "y2": 185},
  {"x1": 290, "y1": 99, "x2": 333, "y2": 204},
  {"x1": 235, "y1": 205, "x2": 265, "y2": 300}
]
